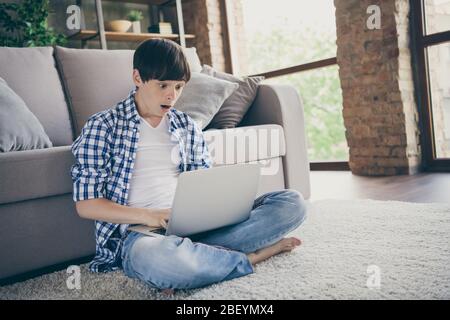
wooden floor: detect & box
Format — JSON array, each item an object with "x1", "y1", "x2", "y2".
[{"x1": 309, "y1": 171, "x2": 450, "y2": 203}]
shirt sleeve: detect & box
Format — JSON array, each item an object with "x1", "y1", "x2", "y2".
[
  {"x1": 187, "y1": 119, "x2": 212, "y2": 171},
  {"x1": 70, "y1": 115, "x2": 112, "y2": 202}
]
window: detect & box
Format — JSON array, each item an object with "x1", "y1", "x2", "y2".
[
  {"x1": 241, "y1": 0, "x2": 337, "y2": 75},
  {"x1": 412, "y1": 0, "x2": 450, "y2": 170},
  {"x1": 427, "y1": 43, "x2": 450, "y2": 158},
  {"x1": 264, "y1": 66, "x2": 347, "y2": 162},
  {"x1": 424, "y1": 0, "x2": 450, "y2": 35},
  {"x1": 239, "y1": 0, "x2": 348, "y2": 167}
]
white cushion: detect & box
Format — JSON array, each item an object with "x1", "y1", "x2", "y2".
[{"x1": 182, "y1": 47, "x2": 202, "y2": 72}]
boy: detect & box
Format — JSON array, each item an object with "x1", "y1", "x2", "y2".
[{"x1": 71, "y1": 39, "x2": 306, "y2": 291}]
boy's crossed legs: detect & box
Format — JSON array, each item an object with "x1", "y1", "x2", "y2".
[{"x1": 121, "y1": 189, "x2": 307, "y2": 292}]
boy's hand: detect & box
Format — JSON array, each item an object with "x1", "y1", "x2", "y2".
[{"x1": 141, "y1": 208, "x2": 171, "y2": 229}]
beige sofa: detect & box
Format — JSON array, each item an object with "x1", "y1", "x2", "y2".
[{"x1": 0, "y1": 46, "x2": 310, "y2": 281}]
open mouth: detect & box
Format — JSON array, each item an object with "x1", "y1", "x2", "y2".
[{"x1": 160, "y1": 104, "x2": 172, "y2": 110}]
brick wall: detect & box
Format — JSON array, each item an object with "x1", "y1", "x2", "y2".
[
  {"x1": 183, "y1": 0, "x2": 228, "y2": 72},
  {"x1": 335, "y1": 0, "x2": 421, "y2": 175},
  {"x1": 182, "y1": 0, "x2": 247, "y2": 74}
]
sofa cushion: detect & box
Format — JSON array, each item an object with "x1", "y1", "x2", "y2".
[
  {"x1": 0, "y1": 146, "x2": 74, "y2": 204},
  {"x1": 204, "y1": 124, "x2": 286, "y2": 166},
  {"x1": 0, "y1": 124, "x2": 285, "y2": 204},
  {"x1": 55, "y1": 46, "x2": 205, "y2": 135},
  {"x1": 251, "y1": 157, "x2": 285, "y2": 198},
  {"x1": 174, "y1": 73, "x2": 238, "y2": 129},
  {"x1": 0, "y1": 47, "x2": 73, "y2": 146},
  {"x1": 55, "y1": 46, "x2": 135, "y2": 136},
  {"x1": 202, "y1": 65, "x2": 265, "y2": 129},
  {"x1": 0, "y1": 77, "x2": 53, "y2": 152},
  {"x1": 0, "y1": 194, "x2": 95, "y2": 279}
]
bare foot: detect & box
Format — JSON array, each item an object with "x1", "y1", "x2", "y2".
[{"x1": 247, "y1": 237, "x2": 302, "y2": 265}]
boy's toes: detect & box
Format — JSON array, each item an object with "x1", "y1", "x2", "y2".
[{"x1": 279, "y1": 237, "x2": 302, "y2": 252}]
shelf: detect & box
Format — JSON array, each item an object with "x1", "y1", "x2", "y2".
[
  {"x1": 103, "y1": 0, "x2": 173, "y2": 4},
  {"x1": 68, "y1": 30, "x2": 194, "y2": 42},
  {"x1": 76, "y1": 0, "x2": 189, "y2": 49}
]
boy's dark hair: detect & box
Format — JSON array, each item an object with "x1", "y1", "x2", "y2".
[{"x1": 133, "y1": 39, "x2": 191, "y2": 83}]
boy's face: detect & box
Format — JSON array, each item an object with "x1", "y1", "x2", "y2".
[{"x1": 133, "y1": 69, "x2": 185, "y2": 118}]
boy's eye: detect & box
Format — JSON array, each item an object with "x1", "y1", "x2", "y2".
[{"x1": 159, "y1": 83, "x2": 184, "y2": 90}]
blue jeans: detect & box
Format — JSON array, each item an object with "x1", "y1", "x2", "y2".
[{"x1": 121, "y1": 189, "x2": 307, "y2": 290}]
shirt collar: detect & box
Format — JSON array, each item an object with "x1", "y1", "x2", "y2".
[
  {"x1": 123, "y1": 88, "x2": 139, "y2": 123},
  {"x1": 124, "y1": 88, "x2": 174, "y2": 125}
]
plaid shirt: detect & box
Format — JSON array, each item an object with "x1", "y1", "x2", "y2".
[{"x1": 71, "y1": 89, "x2": 211, "y2": 272}]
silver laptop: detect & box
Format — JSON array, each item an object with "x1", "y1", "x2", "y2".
[{"x1": 127, "y1": 163, "x2": 261, "y2": 237}]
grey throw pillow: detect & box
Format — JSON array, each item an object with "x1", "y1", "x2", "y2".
[
  {"x1": 174, "y1": 73, "x2": 238, "y2": 129},
  {"x1": 0, "y1": 77, "x2": 52, "y2": 152},
  {"x1": 201, "y1": 65, "x2": 265, "y2": 129}
]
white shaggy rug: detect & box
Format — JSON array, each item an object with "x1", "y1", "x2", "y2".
[{"x1": 1, "y1": 199, "x2": 450, "y2": 300}]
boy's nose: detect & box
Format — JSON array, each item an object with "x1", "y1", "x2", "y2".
[
  {"x1": 167, "y1": 89, "x2": 176, "y2": 100},
  {"x1": 168, "y1": 93, "x2": 178, "y2": 102}
]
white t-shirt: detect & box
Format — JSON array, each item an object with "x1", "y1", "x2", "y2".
[{"x1": 120, "y1": 114, "x2": 181, "y2": 235}]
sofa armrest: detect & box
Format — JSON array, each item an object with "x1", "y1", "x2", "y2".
[
  {"x1": 0, "y1": 146, "x2": 74, "y2": 204},
  {"x1": 240, "y1": 84, "x2": 310, "y2": 199}
]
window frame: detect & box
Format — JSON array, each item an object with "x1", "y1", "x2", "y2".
[
  {"x1": 411, "y1": 0, "x2": 450, "y2": 171},
  {"x1": 247, "y1": 58, "x2": 349, "y2": 171}
]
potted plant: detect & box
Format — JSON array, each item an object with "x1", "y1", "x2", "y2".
[
  {"x1": 0, "y1": 0, "x2": 66, "y2": 47},
  {"x1": 127, "y1": 10, "x2": 143, "y2": 34}
]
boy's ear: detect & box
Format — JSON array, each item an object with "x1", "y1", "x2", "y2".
[{"x1": 133, "y1": 69, "x2": 143, "y2": 86}]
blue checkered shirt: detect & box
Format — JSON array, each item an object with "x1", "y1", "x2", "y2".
[{"x1": 71, "y1": 89, "x2": 211, "y2": 272}]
